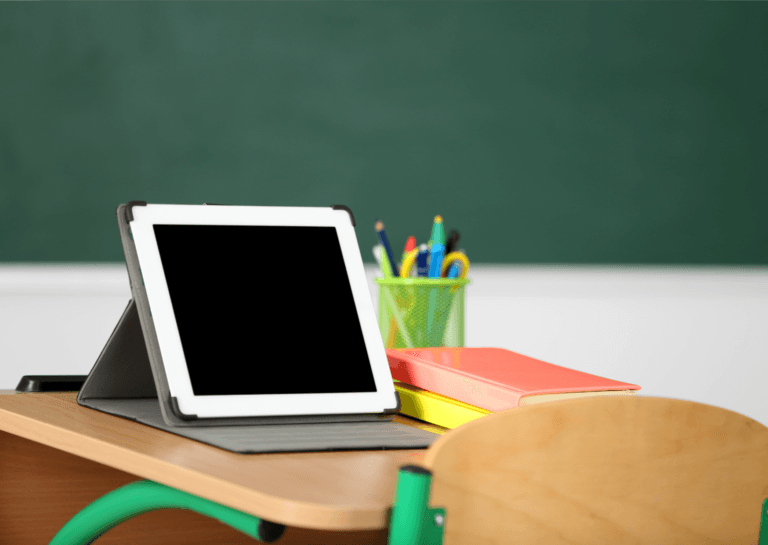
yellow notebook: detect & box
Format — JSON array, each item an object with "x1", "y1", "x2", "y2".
[
  {"x1": 394, "y1": 381, "x2": 637, "y2": 429},
  {"x1": 395, "y1": 381, "x2": 490, "y2": 429}
]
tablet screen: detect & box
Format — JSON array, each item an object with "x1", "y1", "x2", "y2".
[{"x1": 152, "y1": 224, "x2": 377, "y2": 397}]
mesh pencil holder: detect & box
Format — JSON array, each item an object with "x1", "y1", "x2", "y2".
[{"x1": 374, "y1": 277, "x2": 470, "y2": 348}]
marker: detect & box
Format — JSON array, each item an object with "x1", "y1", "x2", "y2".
[
  {"x1": 427, "y1": 216, "x2": 445, "y2": 278},
  {"x1": 445, "y1": 230, "x2": 460, "y2": 256},
  {"x1": 375, "y1": 220, "x2": 400, "y2": 278},
  {"x1": 416, "y1": 244, "x2": 429, "y2": 277},
  {"x1": 428, "y1": 242, "x2": 444, "y2": 278},
  {"x1": 429, "y1": 215, "x2": 445, "y2": 247},
  {"x1": 426, "y1": 217, "x2": 444, "y2": 278}
]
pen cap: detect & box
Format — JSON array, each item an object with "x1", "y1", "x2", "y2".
[
  {"x1": 416, "y1": 244, "x2": 430, "y2": 277},
  {"x1": 404, "y1": 236, "x2": 417, "y2": 253}
]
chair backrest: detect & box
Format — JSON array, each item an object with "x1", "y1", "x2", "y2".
[{"x1": 422, "y1": 396, "x2": 768, "y2": 544}]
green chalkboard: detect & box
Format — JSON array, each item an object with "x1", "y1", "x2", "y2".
[{"x1": 1, "y1": 3, "x2": 767, "y2": 264}]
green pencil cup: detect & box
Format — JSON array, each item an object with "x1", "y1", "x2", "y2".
[{"x1": 374, "y1": 277, "x2": 470, "y2": 348}]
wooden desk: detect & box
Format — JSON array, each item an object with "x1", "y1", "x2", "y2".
[{"x1": 0, "y1": 391, "x2": 444, "y2": 544}]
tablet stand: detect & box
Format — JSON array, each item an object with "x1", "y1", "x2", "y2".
[
  {"x1": 78, "y1": 298, "x2": 397, "y2": 427},
  {"x1": 77, "y1": 203, "x2": 437, "y2": 453}
]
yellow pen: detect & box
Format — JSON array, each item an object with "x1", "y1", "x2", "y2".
[{"x1": 399, "y1": 247, "x2": 420, "y2": 279}]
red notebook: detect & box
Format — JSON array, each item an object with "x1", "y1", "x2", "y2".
[{"x1": 387, "y1": 347, "x2": 640, "y2": 412}]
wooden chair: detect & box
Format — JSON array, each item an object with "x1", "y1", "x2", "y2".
[{"x1": 388, "y1": 396, "x2": 768, "y2": 544}]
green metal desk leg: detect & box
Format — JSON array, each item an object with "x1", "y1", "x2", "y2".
[
  {"x1": 388, "y1": 465, "x2": 445, "y2": 545},
  {"x1": 49, "y1": 480, "x2": 285, "y2": 545}
]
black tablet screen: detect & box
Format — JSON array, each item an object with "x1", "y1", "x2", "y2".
[{"x1": 153, "y1": 224, "x2": 377, "y2": 396}]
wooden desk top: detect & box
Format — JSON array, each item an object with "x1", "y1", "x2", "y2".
[{"x1": 0, "y1": 391, "x2": 444, "y2": 531}]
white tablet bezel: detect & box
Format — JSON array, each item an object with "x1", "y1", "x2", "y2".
[{"x1": 129, "y1": 204, "x2": 397, "y2": 418}]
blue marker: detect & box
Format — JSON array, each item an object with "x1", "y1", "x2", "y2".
[
  {"x1": 427, "y1": 215, "x2": 445, "y2": 278},
  {"x1": 428, "y1": 242, "x2": 444, "y2": 278},
  {"x1": 416, "y1": 244, "x2": 429, "y2": 277},
  {"x1": 375, "y1": 220, "x2": 400, "y2": 278}
]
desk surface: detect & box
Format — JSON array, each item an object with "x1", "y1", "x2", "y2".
[{"x1": 0, "y1": 391, "x2": 444, "y2": 531}]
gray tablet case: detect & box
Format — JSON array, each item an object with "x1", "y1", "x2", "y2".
[{"x1": 77, "y1": 202, "x2": 438, "y2": 453}]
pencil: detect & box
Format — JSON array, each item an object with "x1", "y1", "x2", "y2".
[{"x1": 375, "y1": 220, "x2": 400, "y2": 278}]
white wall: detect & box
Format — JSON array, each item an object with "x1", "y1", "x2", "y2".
[{"x1": 2, "y1": 264, "x2": 767, "y2": 425}]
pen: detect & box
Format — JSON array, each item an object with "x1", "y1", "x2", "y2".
[
  {"x1": 400, "y1": 236, "x2": 416, "y2": 275},
  {"x1": 375, "y1": 220, "x2": 400, "y2": 278},
  {"x1": 416, "y1": 244, "x2": 429, "y2": 277},
  {"x1": 399, "y1": 247, "x2": 420, "y2": 279}
]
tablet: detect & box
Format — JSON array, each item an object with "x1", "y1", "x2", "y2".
[{"x1": 128, "y1": 204, "x2": 398, "y2": 418}]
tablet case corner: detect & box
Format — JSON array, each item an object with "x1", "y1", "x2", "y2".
[
  {"x1": 331, "y1": 205, "x2": 355, "y2": 227},
  {"x1": 383, "y1": 391, "x2": 402, "y2": 415},
  {"x1": 170, "y1": 396, "x2": 199, "y2": 421},
  {"x1": 123, "y1": 201, "x2": 148, "y2": 222}
]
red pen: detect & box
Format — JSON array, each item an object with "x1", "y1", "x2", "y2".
[{"x1": 399, "y1": 236, "x2": 417, "y2": 273}]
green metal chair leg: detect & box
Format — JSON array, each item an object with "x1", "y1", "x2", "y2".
[
  {"x1": 388, "y1": 465, "x2": 445, "y2": 545},
  {"x1": 759, "y1": 498, "x2": 768, "y2": 545},
  {"x1": 49, "y1": 480, "x2": 285, "y2": 545}
]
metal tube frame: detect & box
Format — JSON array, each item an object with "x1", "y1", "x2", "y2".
[
  {"x1": 49, "y1": 480, "x2": 285, "y2": 545},
  {"x1": 388, "y1": 465, "x2": 445, "y2": 545}
]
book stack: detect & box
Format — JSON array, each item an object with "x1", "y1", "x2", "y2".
[{"x1": 388, "y1": 347, "x2": 640, "y2": 429}]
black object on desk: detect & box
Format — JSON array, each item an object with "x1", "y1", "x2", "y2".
[{"x1": 16, "y1": 375, "x2": 87, "y2": 392}]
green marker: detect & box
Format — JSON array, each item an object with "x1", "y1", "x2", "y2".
[
  {"x1": 429, "y1": 215, "x2": 445, "y2": 247},
  {"x1": 426, "y1": 216, "x2": 446, "y2": 345}
]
